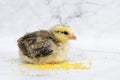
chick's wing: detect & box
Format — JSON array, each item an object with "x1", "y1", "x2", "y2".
[
  {"x1": 17, "y1": 31, "x2": 53, "y2": 58},
  {"x1": 27, "y1": 40, "x2": 53, "y2": 58}
]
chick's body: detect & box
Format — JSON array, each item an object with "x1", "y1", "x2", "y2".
[{"x1": 17, "y1": 25, "x2": 76, "y2": 64}]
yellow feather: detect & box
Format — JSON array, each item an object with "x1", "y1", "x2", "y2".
[{"x1": 51, "y1": 25, "x2": 74, "y2": 42}]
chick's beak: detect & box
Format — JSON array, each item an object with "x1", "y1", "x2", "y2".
[{"x1": 69, "y1": 34, "x2": 77, "y2": 40}]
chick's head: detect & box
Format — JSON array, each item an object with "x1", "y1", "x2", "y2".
[{"x1": 51, "y1": 25, "x2": 76, "y2": 42}]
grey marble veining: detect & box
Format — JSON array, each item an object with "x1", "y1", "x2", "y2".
[{"x1": 0, "y1": 0, "x2": 120, "y2": 52}]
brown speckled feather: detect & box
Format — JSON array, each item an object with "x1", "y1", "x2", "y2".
[{"x1": 17, "y1": 30, "x2": 59, "y2": 58}]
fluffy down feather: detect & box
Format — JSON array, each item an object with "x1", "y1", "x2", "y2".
[{"x1": 17, "y1": 25, "x2": 76, "y2": 64}]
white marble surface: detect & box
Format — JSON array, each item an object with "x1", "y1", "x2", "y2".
[
  {"x1": 0, "y1": 0, "x2": 120, "y2": 52},
  {"x1": 0, "y1": 50, "x2": 120, "y2": 80},
  {"x1": 0, "y1": 0, "x2": 120, "y2": 80}
]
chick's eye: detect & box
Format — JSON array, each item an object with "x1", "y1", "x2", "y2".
[{"x1": 63, "y1": 31, "x2": 69, "y2": 35}]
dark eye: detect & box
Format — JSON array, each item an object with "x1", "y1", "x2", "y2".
[{"x1": 63, "y1": 31, "x2": 69, "y2": 35}]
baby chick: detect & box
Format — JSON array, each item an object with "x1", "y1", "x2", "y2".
[{"x1": 17, "y1": 25, "x2": 76, "y2": 64}]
